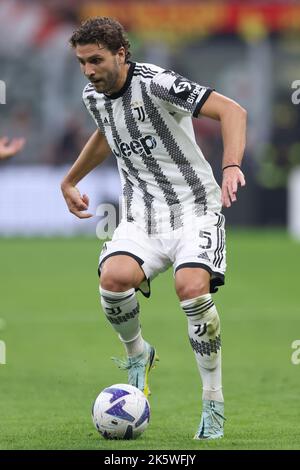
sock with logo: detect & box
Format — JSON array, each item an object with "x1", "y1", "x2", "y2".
[
  {"x1": 180, "y1": 293, "x2": 224, "y2": 402},
  {"x1": 99, "y1": 287, "x2": 145, "y2": 357}
]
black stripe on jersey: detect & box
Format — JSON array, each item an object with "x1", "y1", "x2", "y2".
[
  {"x1": 134, "y1": 65, "x2": 158, "y2": 75},
  {"x1": 121, "y1": 169, "x2": 134, "y2": 222},
  {"x1": 213, "y1": 214, "x2": 225, "y2": 268},
  {"x1": 137, "y1": 68, "x2": 157, "y2": 76},
  {"x1": 133, "y1": 65, "x2": 158, "y2": 80},
  {"x1": 84, "y1": 84, "x2": 95, "y2": 93},
  {"x1": 193, "y1": 88, "x2": 214, "y2": 117},
  {"x1": 217, "y1": 229, "x2": 225, "y2": 269},
  {"x1": 150, "y1": 80, "x2": 195, "y2": 114},
  {"x1": 134, "y1": 69, "x2": 157, "y2": 79},
  {"x1": 217, "y1": 214, "x2": 225, "y2": 269},
  {"x1": 141, "y1": 82, "x2": 208, "y2": 216},
  {"x1": 86, "y1": 95, "x2": 105, "y2": 134},
  {"x1": 216, "y1": 213, "x2": 224, "y2": 228},
  {"x1": 104, "y1": 100, "x2": 157, "y2": 233},
  {"x1": 86, "y1": 96, "x2": 135, "y2": 224},
  {"x1": 213, "y1": 214, "x2": 221, "y2": 267},
  {"x1": 122, "y1": 87, "x2": 183, "y2": 231},
  {"x1": 138, "y1": 64, "x2": 158, "y2": 72},
  {"x1": 123, "y1": 162, "x2": 157, "y2": 234},
  {"x1": 123, "y1": 159, "x2": 157, "y2": 234},
  {"x1": 134, "y1": 72, "x2": 157, "y2": 79}
]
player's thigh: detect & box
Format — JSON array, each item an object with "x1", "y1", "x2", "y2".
[
  {"x1": 175, "y1": 267, "x2": 210, "y2": 301},
  {"x1": 98, "y1": 221, "x2": 171, "y2": 296},
  {"x1": 100, "y1": 255, "x2": 145, "y2": 291}
]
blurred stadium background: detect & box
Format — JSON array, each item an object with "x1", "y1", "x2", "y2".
[{"x1": 0, "y1": 0, "x2": 300, "y2": 450}]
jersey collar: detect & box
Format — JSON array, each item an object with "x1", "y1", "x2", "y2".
[{"x1": 104, "y1": 61, "x2": 136, "y2": 100}]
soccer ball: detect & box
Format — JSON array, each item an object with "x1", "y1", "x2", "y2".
[{"x1": 92, "y1": 383, "x2": 150, "y2": 440}]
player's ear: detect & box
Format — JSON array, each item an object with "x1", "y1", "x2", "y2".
[{"x1": 117, "y1": 47, "x2": 126, "y2": 65}]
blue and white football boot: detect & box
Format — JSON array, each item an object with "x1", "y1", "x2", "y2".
[
  {"x1": 194, "y1": 400, "x2": 226, "y2": 440},
  {"x1": 112, "y1": 341, "x2": 158, "y2": 398}
]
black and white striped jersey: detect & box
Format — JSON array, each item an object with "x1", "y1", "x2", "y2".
[{"x1": 82, "y1": 61, "x2": 222, "y2": 234}]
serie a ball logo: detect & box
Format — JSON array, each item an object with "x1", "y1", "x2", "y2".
[{"x1": 92, "y1": 384, "x2": 150, "y2": 440}]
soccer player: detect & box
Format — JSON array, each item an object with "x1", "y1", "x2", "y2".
[
  {"x1": 0, "y1": 137, "x2": 25, "y2": 160},
  {"x1": 61, "y1": 17, "x2": 246, "y2": 440}
]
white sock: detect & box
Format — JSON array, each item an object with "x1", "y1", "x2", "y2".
[
  {"x1": 120, "y1": 330, "x2": 145, "y2": 357},
  {"x1": 99, "y1": 287, "x2": 145, "y2": 357},
  {"x1": 181, "y1": 293, "x2": 224, "y2": 403}
]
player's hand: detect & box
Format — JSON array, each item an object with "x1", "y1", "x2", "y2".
[
  {"x1": 221, "y1": 167, "x2": 246, "y2": 208},
  {"x1": 61, "y1": 183, "x2": 93, "y2": 219},
  {"x1": 0, "y1": 137, "x2": 25, "y2": 160}
]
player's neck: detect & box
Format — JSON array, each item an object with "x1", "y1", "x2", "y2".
[{"x1": 106, "y1": 62, "x2": 130, "y2": 96}]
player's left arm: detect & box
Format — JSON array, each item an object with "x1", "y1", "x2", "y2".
[{"x1": 198, "y1": 91, "x2": 247, "y2": 208}]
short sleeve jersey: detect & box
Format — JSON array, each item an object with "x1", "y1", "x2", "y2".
[{"x1": 83, "y1": 61, "x2": 221, "y2": 234}]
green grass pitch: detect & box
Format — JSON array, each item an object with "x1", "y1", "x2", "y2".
[{"x1": 0, "y1": 231, "x2": 299, "y2": 450}]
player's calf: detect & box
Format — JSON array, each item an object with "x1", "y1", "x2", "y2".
[
  {"x1": 99, "y1": 287, "x2": 158, "y2": 397},
  {"x1": 180, "y1": 293, "x2": 225, "y2": 438},
  {"x1": 99, "y1": 287, "x2": 144, "y2": 356},
  {"x1": 181, "y1": 294, "x2": 223, "y2": 398}
]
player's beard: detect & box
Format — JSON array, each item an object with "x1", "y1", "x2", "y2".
[{"x1": 93, "y1": 59, "x2": 121, "y2": 95}]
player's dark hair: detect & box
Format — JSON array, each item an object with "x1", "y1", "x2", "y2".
[{"x1": 69, "y1": 17, "x2": 131, "y2": 61}]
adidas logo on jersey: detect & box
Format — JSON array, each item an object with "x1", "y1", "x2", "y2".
[
  {"x1": 112, "y1": 135, "x2": 157, "y2": 158},
  {"x1": 103, "y1": 117, "x2": 110, "y2": 126},
  {"x1": 198, "y1": 252, "x2": 210, "y2": 261}
]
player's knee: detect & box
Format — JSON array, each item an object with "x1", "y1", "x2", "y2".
[
  {"x1": 176, "y1": 281, "x2": 209, "y2": 301},
  {"x1": 100, "y1": 266, "x2": 135, "y2": 292}
]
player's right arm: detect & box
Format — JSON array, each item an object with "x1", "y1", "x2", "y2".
[{"x1": 61, "y1": 129, "x2": 111, "y2": 219}]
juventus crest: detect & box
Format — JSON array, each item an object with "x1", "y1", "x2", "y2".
[{"x1": 132, "y1": 102, "x2": 146, "y2": 122}]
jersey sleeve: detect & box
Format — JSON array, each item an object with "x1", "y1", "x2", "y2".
[
  {"x1": 150, "y1": 70, "x2": 214, "y2": 117},
  {"x1": 82, "y1": 85, "x2": 105, "y2": 133}
]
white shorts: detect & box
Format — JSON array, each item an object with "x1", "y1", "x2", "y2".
[{"x1": 98, "y1": 211, "x2": 226, "y2": 297}]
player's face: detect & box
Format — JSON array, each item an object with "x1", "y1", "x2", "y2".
[{"x1": 76, "y1": 43, "x2": 127, "y2": 95}]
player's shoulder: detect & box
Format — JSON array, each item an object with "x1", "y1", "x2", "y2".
[
  {"x1": 82, "y1": 83, "x2": 107, "y2": 110},
  {"x1": 133, "y1": 62, "x2": 180, "y2": 94},
  {"x1": 133, "y1": 62, "x2": 165, "y2": 82},
  {"x1": 151, "y1": 69, "x2": 179, "y2": 89},
  {"x1": 82, "y1": 82, "x2": 105, "y2": 106},
  {"x1": 82, "y1": 82, "x2": 95, "y2": 99}
]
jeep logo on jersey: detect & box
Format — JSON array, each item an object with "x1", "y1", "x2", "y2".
[
  {"x1": 170, "y1": 77, "x2": 202, "y2": 105},
  {"x1": 112, "y1": 135, "x2": 157, "y2": 158}
]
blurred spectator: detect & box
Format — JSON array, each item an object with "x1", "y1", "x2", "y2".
[{"x1": 51, "y1": 117, "x2": 87, "y2": 165}]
